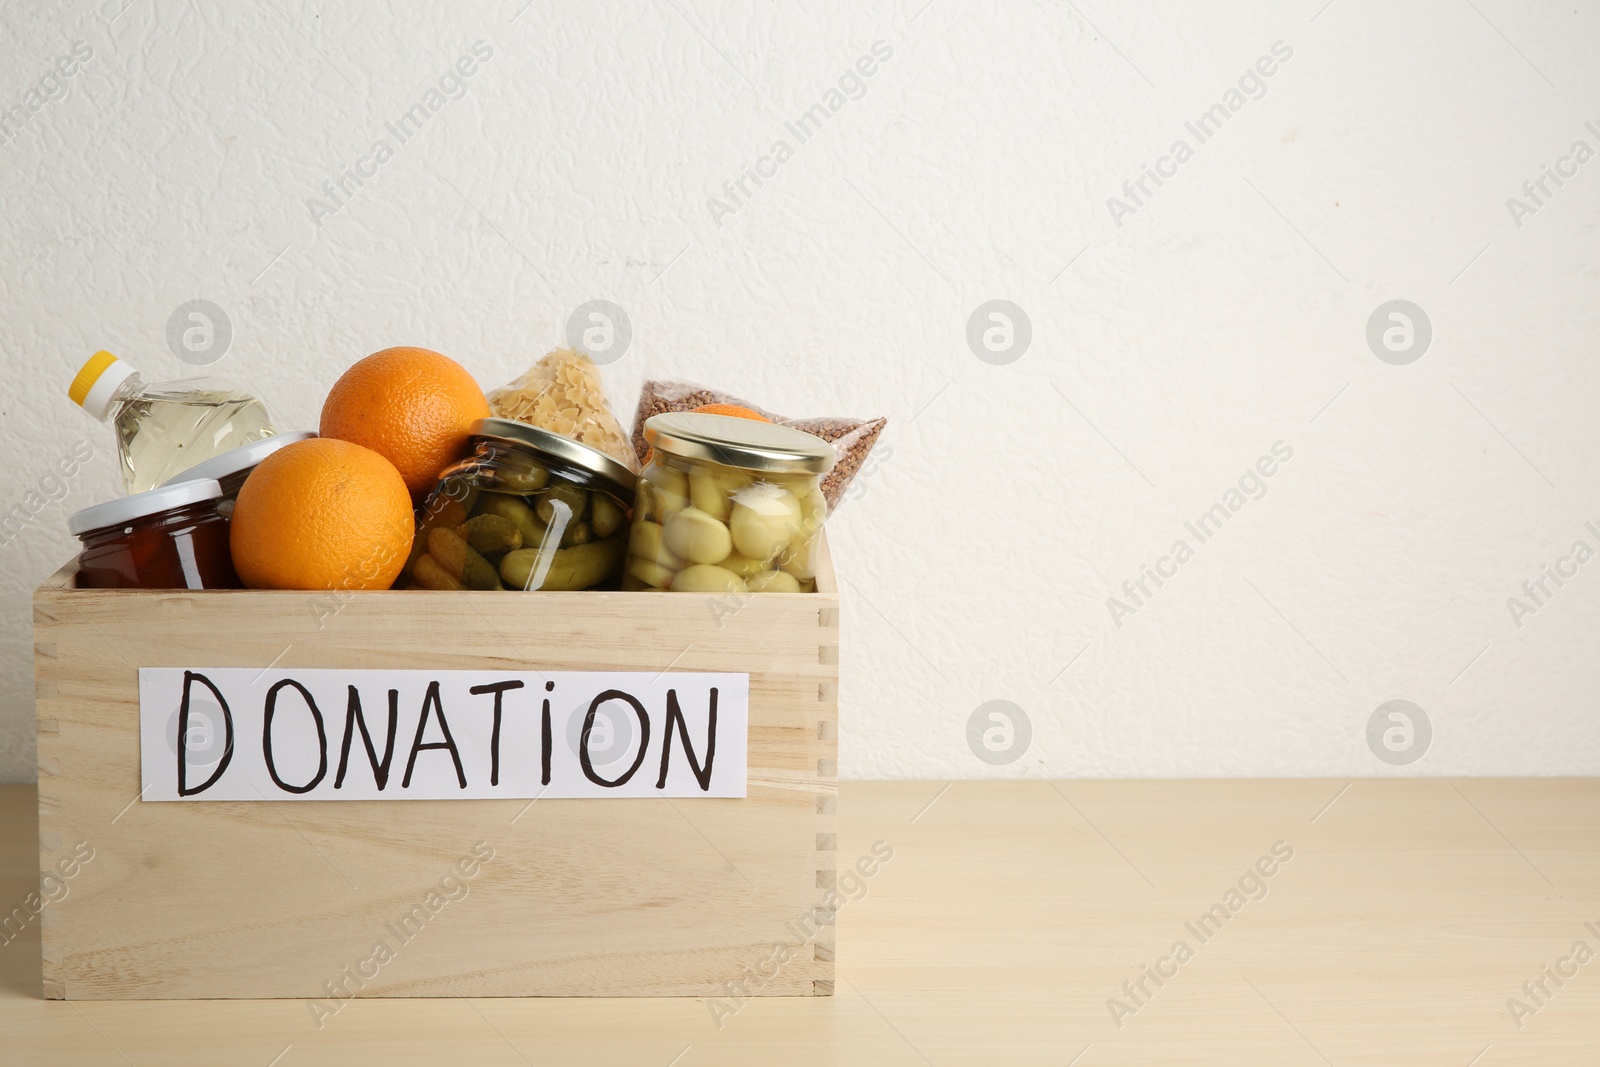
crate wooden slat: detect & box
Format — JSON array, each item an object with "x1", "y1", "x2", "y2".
[{"x1": 32, "y1": 538, "x2": 839, "y2": 1000}]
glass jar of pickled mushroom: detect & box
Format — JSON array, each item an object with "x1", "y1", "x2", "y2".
[
  {"x1": 627, "y1": 412, "x2": 835, "y2": 593},
  {"x1": 407, "y1": 418, "x2": 637, "y2": 591}
]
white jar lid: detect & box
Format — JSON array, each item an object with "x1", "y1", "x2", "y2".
[
  {"x1": 69, "y1": 479, "x2": 226, "y2": 537},
  {"x1": 160, "y1": 431, "x2": 317, "y2": 487}
]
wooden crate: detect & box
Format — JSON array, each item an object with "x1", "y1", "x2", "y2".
[{"x1": 31, "y1": 540, "x2": 839, "y2": 1000}]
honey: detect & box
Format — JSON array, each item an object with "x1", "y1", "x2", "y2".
[{"x1": 69, "y1": 480, "x2": 240, "y2": 590}]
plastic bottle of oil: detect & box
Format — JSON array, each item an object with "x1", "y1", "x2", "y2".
[{"x1": 69, "y1": 351, "x2": 279, "y2": 494}]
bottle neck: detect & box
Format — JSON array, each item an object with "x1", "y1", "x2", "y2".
[{"x1": 103, "y1": 371, "x2": 144, "y2": 415}]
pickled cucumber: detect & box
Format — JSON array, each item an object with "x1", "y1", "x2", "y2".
[
  {"x1": 562, "y1": 520, "x2": 594, "y2": 547},
  {"x1": 496, "y1": 461, "x2": 550, "y2": 492},
  {"x1": 413, "y1": 553, "x2": 466, "y2": 591},
  {"x1": 475, "y1": 493, "x2": 547, "y2": 546},
  {"x1": 536, "y1": 484, "x2": 588, "y2": 526},
  {"x1": 455, "y1": 514, "x2": 522, "y2": 555},
  {"x1": 428, "y1": 527, "x2": 503, "y2": 590},
  {"x1": 408, "y1": 491, "x2": 474, "y2": 570},
  {"x1": 500, "y1": 535, "x2": 627, "y2": 591},
  {"x1": 590, "y1": 492, "x2": 625, "y2": 537},
  {"x1": 540, "y1": 506, "x2": 587, "y2": 548}
]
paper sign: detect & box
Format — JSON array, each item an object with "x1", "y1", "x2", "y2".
[{"x1": 138, "y1": 667, "x2": 748, "y2": 802}]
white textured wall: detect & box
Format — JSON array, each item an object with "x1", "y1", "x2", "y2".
[{"x1": 3, "y1": 0, "x2": 1598, "y2": 783}]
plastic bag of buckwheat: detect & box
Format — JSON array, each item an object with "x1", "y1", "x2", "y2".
[{"x1": 630, "y1": 380, "x2": 887, "y2": 512}]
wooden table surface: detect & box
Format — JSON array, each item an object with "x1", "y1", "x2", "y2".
[{"x1": 3, "y1": 779, "x2": 1596, "y2": 1064}]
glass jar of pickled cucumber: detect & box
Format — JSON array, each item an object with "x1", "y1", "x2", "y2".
[
  {"x1": 628, "y1": 412, "x2": 835, "y2": 593},
  {"x1": 407, "y1": 418, "x2": 637, "y2": 591}
]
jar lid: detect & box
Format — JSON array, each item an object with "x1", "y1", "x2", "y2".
[
  {"x1": 68, "y1": 479, "x2": 226, "y2": 536},
  {"x1": 644, "y1": 412, "x2": 837, "y2": 475},
  {"x1": 159, "y1": 431, "x2": 318, "y2": 487},
  {"x1": 467, "y1": 418, "x2": 638, "y2": 498}
]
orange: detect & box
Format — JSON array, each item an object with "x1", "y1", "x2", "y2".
[
  {"x1": 320, "y1": 347, "x2": 490, "y2": 499},
  {"x1": 231, "y1": 438, "x2": 414, "y2": 591},
  {"x1": 693, "y1": 402, "x2": 771, "y2": 423}
]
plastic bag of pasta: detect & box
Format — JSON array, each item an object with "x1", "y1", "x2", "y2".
[{"x1": 487, "y1": 348, "x2": 640, "y2": 473}]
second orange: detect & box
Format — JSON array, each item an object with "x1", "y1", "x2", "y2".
[{"x1": 320, "y1": 346, "x2": 490, "y2": 499}]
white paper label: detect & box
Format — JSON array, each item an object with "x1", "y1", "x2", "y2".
[{"x1": 138, "y1": 667, "x2": 748, "y2": 802}]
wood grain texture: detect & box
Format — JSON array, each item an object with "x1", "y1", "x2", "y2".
[
  {"x1": 31, "y1": 538, "x2": 839, "y2": 1000},
  {"x1": 2, "y1": 779, "x2": 1597, "y2": 1064}
]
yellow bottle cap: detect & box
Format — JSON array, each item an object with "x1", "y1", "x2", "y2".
[{"x1": 69, "y1": 351, "x2": 136, "y2": 420}]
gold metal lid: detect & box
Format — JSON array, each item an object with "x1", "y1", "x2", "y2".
[
  {"x1": 644, "y1": 412, "x2": 836, "y2": 474},
  {"x1": 467, "y1": 418, "x2": 637, "y2": 497}
]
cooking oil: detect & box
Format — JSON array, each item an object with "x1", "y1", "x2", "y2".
[{"x1": 69, "y1": 351, "x2": 278, "y2": 493}]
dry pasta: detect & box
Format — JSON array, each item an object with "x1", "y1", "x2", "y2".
[{"x1": 486, "y1": 348, "x2": 639, "y2": 472}]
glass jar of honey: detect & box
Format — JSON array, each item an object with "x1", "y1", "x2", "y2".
[{"x1": 68, "y1": 480, "x2": 240, "y2": 590}]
